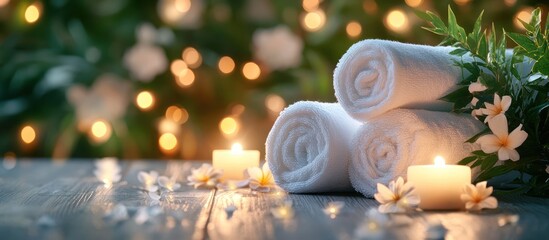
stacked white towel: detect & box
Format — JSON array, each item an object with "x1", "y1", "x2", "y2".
[
  {"x1": 266, "y1": 101, "x2": 361, "y2": 193},
  {"x1": 349, "y1": 109, "x2": 485, "y2": 197},
  {"x1": 334, "y1": 39, "x2": 465, "y2": 121}
]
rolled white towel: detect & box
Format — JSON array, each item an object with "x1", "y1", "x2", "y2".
[
  {"x1": 334, "y1": 39, "x2": 464, "y2": 121},
  {"x1": 349, "y1": 109, "x2": 485, "y2": 197},
  {"x1": 266, "y1": 101, "x2": 361, "y2": 193}
]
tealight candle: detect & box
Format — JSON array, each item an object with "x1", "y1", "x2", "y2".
[
  {"x1": 407, "y1": 156, "x2": 471, "y2": 210},
  {"x1": 213, "y1": 143, "x2": 260, "y2": 180}
]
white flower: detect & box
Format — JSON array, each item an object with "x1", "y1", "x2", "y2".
[
  {"x1": 138, "y1": 171, "x2": 159, "y2": 192},
  {"x1": 476, "y1": 114, "x2": 528, "y2": 161},
  {"x1": 468, "y1": 79, "x2": 488, "y2": 93},
  {"x1": 94, "y1": 157, "x2": 121, "y2": 186},
  {"x1": 480, "y1": 93, "x2": 512, "y2": 123},
  {"x1": 323, "y1": 201, "x2": 345, "y2": 218},
  {"x1": 246, "y1": 162, "x2": 277, "y2": 192},
  {"x1": 124, "y1": 43, "x2": 167, "y2": 82},
  {"x1": 187, "y1": 163, "x2": 223, "y2": 189},
  {"x1": 158, "y1": 175, "x2": 181, "y2": 191},
  {"x1": 105, "y1": 204, "x2": 129, "y2": 223},
  {"x1": 373, "y1": 177, "x2": 420, "y2": 213},
  {"x1": 67, "y1": 74, "x2": 131, "y2": 130},
  {"x1": 253, "y1": 25, "x2": 303, "y2": 70},
  {"x1": 460, "y1": 181, "x2": 498, "y2": 211}
]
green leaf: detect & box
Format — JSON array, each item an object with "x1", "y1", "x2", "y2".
[
  {"x1": 447, "y1": 6, "x2": 458, "y2": 36},
  {"x1": 465, "y1": 128, "x2": 490, "y2": 143},
  {"x1": 476, "y1": 164, "x2": 514, "y2": 182},
  {"x1": 481, "y1": 154, "x2": 498, "y2": 170},
  {"x1": 519, "y1": 19, "x2": 535, "y2": 33},
  {"x1": 458, "y1": 156, "x2": 477, "y2": 165},
  {"x1": 472, "y1": 150, "x2": 488, "y2": 156},
  {"x1": 507, "y1": 32, "x2": 537, "y2": 53},
  {"x1": 477, "y1": 34, "x2": 488, "y2": 59},
  {"x1": 533, "y1": 53, "x2": 549, "y2": 75},
  {"x1": 449, "y1": 48, "x2": 468, "y2": 56},
  {"x1": 472, "y1": 11, "x2": 484, "y2": 39}
]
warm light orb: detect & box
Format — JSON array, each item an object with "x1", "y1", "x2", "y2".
[
  {"x1": 219, "y1": 117, "x2": 239, "y2": 136},
  {"x1": 24, "y1": 3, "x2": 40, "y2": 24},
  {"x1": 90, "y1": 120, "x2": 112, "y2": 142},
  {"x1": 301, "y1": 9, "x2": 326, "y2": 32},
  {"x1": 504, "y1": 0, "x2": 516, "y2": 7},
  {"x1": 346, "y1": 21, "x2": 362, "y2": 38},
  {"x1": 20, "y1": 125, "x2": 36, "y2": 144},
  {"x1": 302, "y1": 0, "x2": 320, "y2": 12},
  {"x1": 159, "y1": 133, "x2": 178, "y2": 151},
  {"x1": 0, "y1": 0, "x2": 10, "y2": 8},
  {"x1": 170, "y1": 59, "x2": 188, "y2": 76},
  {"x1": 265, "y1": 94, "x2": 286, "y2": 114},
  {"x1": 165, "y1": 106, "x2": 189, "y2": 124},
  {"x1": 177, "y1": 69, "x2": 195, "y2": 87},
  {"x1": 405, "y1": 0, "x2": 422, "y2": 7},
  {"x1": 362, "y1": 0, "x2": 378, "y2": 15},
  {"x1": 514, "y1": 7, "x2": 534, "y2": 30},
  {"x1": 136, "y1": 91, "x2": 155, "y2": 110},
  {"x1": 242, "y1": 62, "x2": 261, "y2": 80},
  {"x1": 453, "y1": 0, "x2": 471, "y2": 6},
  {"x1": 182, "y1": 47, "x2": 202, "y2": 68},
  {"x1": 174, "y1": 0, "x2": 191, "y2": 13},
  {"x1": 384, "y1": 9, "x2": 409, "y2": 33},
  {"x1": 434, "y1": 156, "x2": 446, "y2": 166},
  {"x1": 218, "y1": 56, "x2": 235, "y2": 74}
]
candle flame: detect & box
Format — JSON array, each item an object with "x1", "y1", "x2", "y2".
[
  {"x1": 231, "y1": 143, "x2": 243, "y2": 153},
  {"x1": 434, "y1": 156, "x2": 446, "y2": 166}
]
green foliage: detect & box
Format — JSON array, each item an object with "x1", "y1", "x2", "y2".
[{"x1": 420, "y1": 6, "x2": 549, "y2": 197}]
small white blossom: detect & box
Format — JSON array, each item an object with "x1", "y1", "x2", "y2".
[
  {"x1": 468, "y1": 79, "x2": 488, "y2": 93},
  {"x1": 374, "y1": 177, "x2": 420, "y2": 213},
  {"x1": 158, "y1": 175, "x2": 181, "y2": 191},
  {"x1": 253, "y1": 25, "x2": 303, "y2": 70},
  {"x1": 460, "y1": 181, "x2": 498, "y2": 211},
  {"x1": 94, "y1": 157, "x2": 121, "y2": 186},
  {"x1": 138, "y1": 171, "x2": 159, "y2": 192},
  {"x1": 187, "y1": 164, "x2": 223, "y2": 189},
  {"x1": 479, "y1": 93, "x2": 512, "y2": 123},
  {"x1": 246, "y1": 162, "x2": 277, "y2": 192},
  {"x1": 104, "y1": 204, "x2": 129, "y2": 223},
  {"x1": 476, "y1": 114, "x2": 528, "y2": 161}
]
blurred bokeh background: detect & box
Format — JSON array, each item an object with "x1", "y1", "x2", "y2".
[{"x1": 0, "y1": 0, "x2": 546, "y2": 160}]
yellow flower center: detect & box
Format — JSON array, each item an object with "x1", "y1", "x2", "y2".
[{"x1": 392, "y1": 194, "x2": 401, "y2": 201}]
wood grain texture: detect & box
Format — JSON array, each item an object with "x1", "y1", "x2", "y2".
[{"x1": 1, "y1": 160, "x2": 549, "y2": 240}]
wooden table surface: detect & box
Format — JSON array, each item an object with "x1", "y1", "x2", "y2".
[{"x1": 0, "y1": 159, "x2": 548, "y2": 240}]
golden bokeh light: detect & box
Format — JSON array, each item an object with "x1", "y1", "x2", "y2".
[
  {"x1": 170, "y1": 59, "x2": 188, "y2": 76},
  {"x1": 384, "y1": 9, "x2": 410, "y2": 33},
  {"x1": 175, "y1": 0, "x2": 191, "y2": 13},
  {"x1": 159, "y1": 118, "x2": 180, "y2": 134},
  {"x1": 90, "y1": 120, "x2": 112, "y2": 142},
  {"x1": 219, "y1": 117, "x2": 239, "y2": 136},
  {"x1": 504, "y1": 0, "x2": 516, "y2": 7},
  {"x1": 265, "y1": 94, "x2": 286, "y2": 114},
  {"x1": 242, "y1": 62, "x2": 261, "y2": 80},
  {"x1": 362, "y1": 0, "x2": 378, "y2": 15},
  {"x1": 136, "y1": 91, "x2": 155, "y2": 110},
  {"x1": 514, "y1": 7, "x2": 534, "y2": 30},
  {"x1": 176, "y1": 69, "x2": 195, "y2": 87},
  {"x1": 453, "y1": 0, "x2": 471, "y2": 6},
  {"x1": 302, "y1": 0, "x2": 320, "y2": 12},
  {"x1": 405, "y1": 0, "x2": 422, "y2": 7},
  {"x1": 20, "y1": 125, "x2": 36, "y2": 144},
  {"x1": 0, "y1": 0, "x2": 10, "y2": 8},
  {"x1": 301, "y1": 9, "x2": 326, "y2": 32},
  {"x1": 346, "y1": 21, "x2": 362, "y2": 38},
  {"x1": 165, "y1": 106, "x2": 189, "y2": 124},
  {"x1": 218, "y1": 56, "x2": 236, "y2": 74},
  {"x1": 159, "y1": 133, "x2": 178, "y2": 152},
  {"x1": 231, "y1": 104, "x2": 246, "y2": 116},
  {"x1": 24, "y1": 3, "x2": 41, "y2": 24},
  {"x1": 182, "y1": 47, "x2": 202, "y2": 68}
]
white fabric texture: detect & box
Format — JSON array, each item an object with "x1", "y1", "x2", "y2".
[
  {"x1": 266, "y1": 101, "x2": 361, "y2": 193},
  {"x1": 334, "y1": 39, "x2": 465, "y2": 121},
  {"x1": 349, "y1": 109, "x2": 485, "y2": 197}
]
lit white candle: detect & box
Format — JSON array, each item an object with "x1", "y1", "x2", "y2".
[
  {"x1": 407, "y1": 156, "x2": 471, "y2": 210},
  {"x1": 213, "y1": 143, "x2": 260, "y2": 180}
]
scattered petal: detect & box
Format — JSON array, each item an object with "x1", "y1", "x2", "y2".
[
  {"x1": 158, "y1": 175, "x2": 181, "y2": 191},
  {"x1": 374, "y1": 177, "x2": 420, "y2": 213},
  {"x1": 247, "y1": 162, "x2": 277, "y2": 192},
  {"x1": 460, "y1": 181, "x2": 498, "y2": 211},
  {"x1": 187, "y1": 164, "x2": 223, "y2": 189}
]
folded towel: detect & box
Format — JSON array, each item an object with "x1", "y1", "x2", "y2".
[
  {"x1": 334, "y1": 39, "x2": 464, "y2": 121},
  {"x1": 266, "y1": 101, "x2": 361, "y2": 193},
  {"x1": 349, "y1": 109, "x2": 484, "y2": 197}
]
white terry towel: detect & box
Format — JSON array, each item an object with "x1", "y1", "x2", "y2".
[
  {"x1": 334, "y1": 39, "x2": 465, "y2": 121},
  {"x1": 266, "y1": 101, "x2": 361, "y2": 193},
  {"x1": 349, "y1": 109, "x2": 485, "y2": 197}
]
